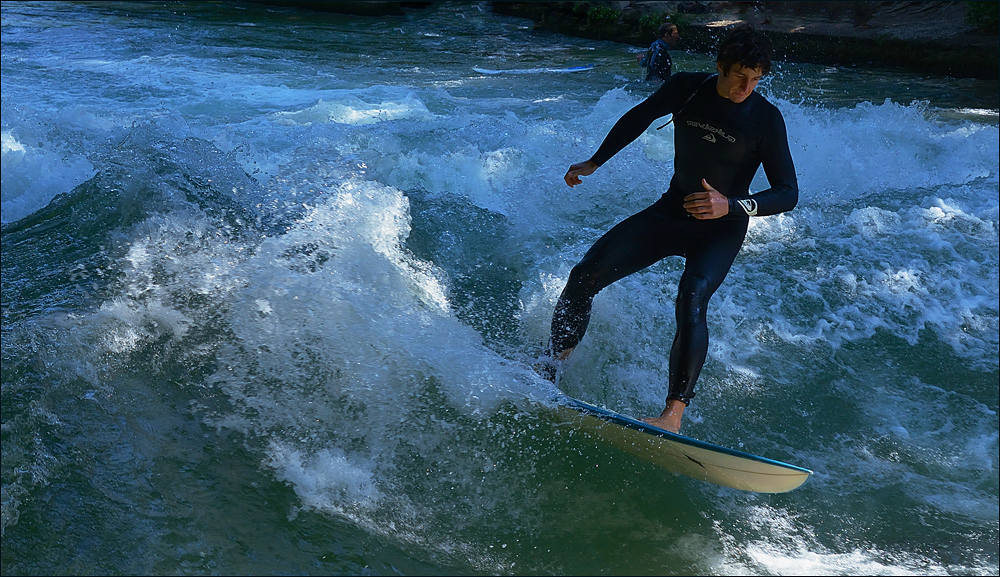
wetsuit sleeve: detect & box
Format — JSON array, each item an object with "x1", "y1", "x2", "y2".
[
  {"x1": 727, "y1": 106, "x2": 798, "y2": 217},
  {"x1": 588, "y1": 76, "x2": 691, "y2": 167}
]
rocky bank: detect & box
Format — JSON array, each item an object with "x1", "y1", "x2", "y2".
[{"x1": 490, "y1": 1, "x2": 1000, "y2": 80}]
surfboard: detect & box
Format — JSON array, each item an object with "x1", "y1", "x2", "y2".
[
  {"x1": 472, "y1": 64, "x2": 598, "y2": 75},
  {"x1": 557, "y1": 397, "x2": 812, "y2": 493}
]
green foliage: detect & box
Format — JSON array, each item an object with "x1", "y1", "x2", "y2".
[
  {"x1": 670, "y1": 13, "x2": 693, "y2": 29},
  {"x1": 965, "y1": 1, "x2": 999, "y2": 34},
  {"x1": 639, "y1": 11, "x2": 692, "y2": 34},
  {"x1": 587, "y1": 5, "x2": 620, "y2": 26},
  {"x1": 639, "y1": 12, "x2": 669, "y2": 31}
]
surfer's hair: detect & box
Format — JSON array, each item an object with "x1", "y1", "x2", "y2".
[
  {"x1": 657, "y1": 23, "x2": 677, "y2": 38},
  {"x1": 716, "y1": 24, "x2": 773, "y2": 75}
]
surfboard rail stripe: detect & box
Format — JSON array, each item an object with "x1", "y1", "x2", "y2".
[
  {"x1": 561, "y1": 396, "x2": 812, "y2": 493},
  {"x1": 567, "y1": 398, "x2": 812, "y2": 473}
]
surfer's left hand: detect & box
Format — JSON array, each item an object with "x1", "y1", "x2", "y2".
[{"x1": 683, "y1": 179, "x2": 730, "y2": 219}]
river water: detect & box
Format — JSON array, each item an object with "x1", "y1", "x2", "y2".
[{"x1": 2, "y1": 2, "x2": 998, "y2": 575}]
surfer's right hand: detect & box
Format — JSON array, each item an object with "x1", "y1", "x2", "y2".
[{"x1": 564, "y1": 160, "x2": 598, "y2": 187}]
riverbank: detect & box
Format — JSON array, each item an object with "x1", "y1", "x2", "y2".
[{"x1": 490, "y1": 1, "x2": 999, "y2": 80}]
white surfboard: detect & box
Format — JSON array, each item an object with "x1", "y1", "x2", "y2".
[
  {"x1": 472, "y1": 64, "x2": 598, "y2": 75},
  {"x1": 558, "y1": 397, "x2": 811, "y2": 493}
]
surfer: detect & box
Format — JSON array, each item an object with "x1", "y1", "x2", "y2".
[
  {"x1": 539, "y1": 24, "x2": 798, "y2": 433},
  {"x1": 637, "y1": 23, "x2": 680, "y2": 81}
]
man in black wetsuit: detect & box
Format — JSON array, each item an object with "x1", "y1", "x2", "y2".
[
  {"x1": 540, "y1": 25, "x2": 798, "y2": 433},
  {"x1": 639, "y1": 23, "x2": 680, "y2": 81}
]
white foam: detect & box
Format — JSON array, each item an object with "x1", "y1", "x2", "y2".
[
  {"x1": 220, "y1": 180, "x2": 543, "y2": 414},
  {"x1": 272, "y1": 92, "x2": 434, "y2": 126},
  {"x1": 1, "y1": 130, "x2": 96, "y2": 223},
  {"x1": 777, "y1": 98, "x2": 999, "y2": 203},
  {"x1": 265, "y1": 442, "x2": 381, "y2": 515},
  {"x1": 189, "y1": 177, "x2": 560, "y2": 553},
  {"x1": 733, "y1": 543, "x2": 954, "y2": 576},
  {"x1": 711, "y1": 503, "x2": 993, "y2": 575},
  {"x1": 753, "y1": 193, "x2": 997, "y2": 362}
]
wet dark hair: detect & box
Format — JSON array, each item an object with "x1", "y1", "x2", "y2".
[
  {"x1": 658, "y1": 23, "x2": 677, "y2": 38},
  {"x1": 716, "y1": 24, "x2": 773, "y2": 75}
]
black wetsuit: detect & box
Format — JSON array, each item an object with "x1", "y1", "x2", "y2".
[
  {"x1": 550, "y1": 71, "x2": 798, "y2": 404},
  {"x1": 643, "y1": 38, "x2": 673, "y2": 81}
]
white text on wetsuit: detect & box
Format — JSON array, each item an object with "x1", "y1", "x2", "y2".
[{"x1": 685, "y1": 120, "x2": 737, "y2": 143}]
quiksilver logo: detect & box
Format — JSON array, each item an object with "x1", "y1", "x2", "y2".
[
  {"x1": 686, "y1": 120, "x2": 736, "y2": 143},
  {"x1": 737, "y1": 198, "x2": 758, "y2": 216}
]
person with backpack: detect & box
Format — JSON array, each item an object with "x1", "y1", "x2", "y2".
[{"x1": 639, "y1": 23, "x2": 680, "y2": 81}]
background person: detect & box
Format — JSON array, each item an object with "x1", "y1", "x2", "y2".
[{"x1": 638, "y1": 23, "x2": 680, "y2": 81}]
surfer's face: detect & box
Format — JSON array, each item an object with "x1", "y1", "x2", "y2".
[
  {"x1": 716, "y1": 63, "x2": 764, "y2": 104},
  {"x1": 662, "y1": 25, "x2": 679, "y2": 45}
]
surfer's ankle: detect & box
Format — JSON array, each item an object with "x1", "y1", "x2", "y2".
[
  {"x1": 533, "y1": 357, "x2": 559, "y2": 382},
  {"x1": 553, "y1": 347, "x2": 574, "y2": 362},
  {"x1": 533, "y1": 347, "x2": 574, "y2": 383}
]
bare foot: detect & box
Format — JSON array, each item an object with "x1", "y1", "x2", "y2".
[{"x1": 641, "y1": 399, "x2": 686, "y2": 433}]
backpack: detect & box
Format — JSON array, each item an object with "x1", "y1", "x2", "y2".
[{"x1": 643, "y1": 40, "x2": 671, "y2": 81}]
